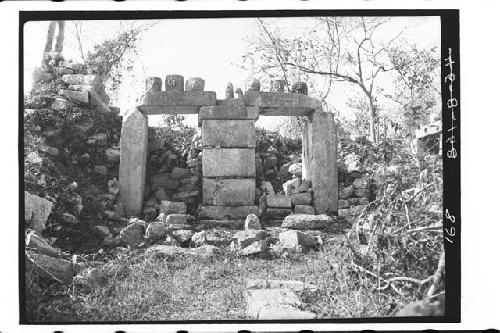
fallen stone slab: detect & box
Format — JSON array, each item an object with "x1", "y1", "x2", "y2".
[
  {"x1": 199, "y1": 205, "x2": 258, "y2": 220},
  {"x1": 25, "y1": 231, "x2": 61, "y2": 258},
  {"x1": 145, "y1": 221, "x2": 169, "y2": 241},
  {"x1": 240, "y1": 240, "x2": 268, "y2": 256},
  {"x1": 245, "y1": 289, "x2": 316, "y2": 320},
  {"x1": 246, "y1": 279, "x2": 319, "y2": 293},
  {"x1": 198, "y1": 220, "x2": 244, "y2": 229},
  {"x1": 281, "y1": 214, "x2": 333, "y2": 230},
  {"x1": 146, "y1": 244, "x2": 220, "y2": 259},
  {"x1": 25, "y1": 192, "x2": 53, "y2": 232},
  {"x1": 232, "y1": 230, "x2": 270, "y2": 249},
  {"x1": 203, "y1": 178, "x2": 255, "y2": 206},
  {"x1": 266, "y1": 195, "x2": 292, "y2": 208},
  {"x1": 26, "y1": 253, "x2": 83, "y2": 284},
  {"x1": 279, "y1": 230, "x2": 318, "y2": 249},
  {"x1": 191, "y1": 229, "x2": 233, "y2": 247},
  {"x1": 119, "y1": 222, "x2": 145, "y2": 247},
  {"x1": 166, "y1": 214, "x2": 195, "y2": 225}
]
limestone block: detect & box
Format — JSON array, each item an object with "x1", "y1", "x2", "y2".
[
  {"x1": 150, "y1": 173, "x2": 180, "y2": 191},
  {"x1": 199, "y1": 205, "x2": 258, "y2": 220},
  {"x1": 247, "y1": 78, "x2": 261, "y2": 91},
  {"x1": 240, "y1": 240, "x2": 268, "y2": 256},
  {"x1": 266, "y1": 208, "x2": 291, "y2": 220},
  {"x1": 166, "y1": 214, "x2": 195, "y2": 225},
  {"x1": 294, "y1": 205, "x2": 315, "y2": 215},
  {"x1": 185, "y1": 77, "x2": 205, "y2": 92},
  {"x1": 270, "y1": 79, "x2": 285, "y2": 92},
  {"x1": 165, "y1": 74, "x2": 184, "y2": 92},
  {"x1": 145, "y1": 77, "x2": 162, "y2": 92},
  {"x1": 266, "y1": 195, "x2": 291, "y2": 208},
  {"x1": 61, "y1": 74, "x2": 97, "y2": 85},
  {"x1": 26, "y1": 253, "x2": 82, "y2": 284},
  {"x1": 138, "y1": 91, "x2": 217, "y2": 115},
  {"x1": 202, "y1": 148, "x2": 255, "y2": 178},
  {"x1": 243, "y1": 91, "x2": 320, "y2": 116},
  {"x1": 198, "y1": 105, "x2": 258, "y2": 126},
  {"x1": 245, "y1": 289, "x2": 316, "y2": 320},
  {"x1": 203, "y1": 178, "x2": 255, "y2": 206},
  {"x1": 159, "y1": 201, "x2": 187, "y2": 215},
  {"x1": 291, "y1": 81, "x2": 308, "y2": 95},
  {"x1": 282, "y1": 178, "x2": 301, "y2": 195},
  {"x1": 279, "y1": 230, "x2": 317, "y2": 249},
  {"x1": 118, "y1": 109, "x2": 148, "y2": 216},
  {"x1": 290, "y1": 192, "x2": 312, "y2": 206},
  {"x1": 302, "y1": 110, "x2": 338, "y2": 214},
  {"x1": 355, "y1": 188, "x2": 371, "y2": 198},
  {"x1": 60, "y1": 90, "x2": 89, "y2": 104},
  {"x1": 281, "y1": 214, "x2": 332, "y2": 230},
  {"x1": 202, "y1": 120, "x2": 255, "y2": 148},
  {"x1": 25, "y1": 192, "x2": 53, "y2": 232},
  {"x1": 338, "y1": 199, "x2": 350, "y2": 209},
  {"x1": 171, "y1": 190, "x2": 199, "y2": 200},
  {"x1": 225, "y1": 82, "x2": 234, "y2": 99}
]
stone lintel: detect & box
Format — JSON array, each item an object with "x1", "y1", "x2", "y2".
[
  {"x1": 258, "y1": 107, "x2": 313, "y2": 117},
  {"x1": 198, "y1": 105, "x2": 258, "y2": 126},
  {"x1": 137, "y1": 105, "x2": 201, "y2": 115},
  {"x1": 243, "y1": 91, "x2": 321, "y2": 111},
  {"x1": 139, "y1": 91, "x2": 216, "y2": 108}
]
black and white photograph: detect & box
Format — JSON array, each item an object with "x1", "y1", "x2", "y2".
[
  {"x1": 19, "y1": 11, "x2": 458, "y2": 324},
  {"x1": 9, "y1": 1, "x2": 500, "y2": 331}
]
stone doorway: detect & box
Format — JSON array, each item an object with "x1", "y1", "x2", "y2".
[{"x1": 118, "y1": 75, "x2": 338, "y2": 223}]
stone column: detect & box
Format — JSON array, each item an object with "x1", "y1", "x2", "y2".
[
  {"x1": 302, "y1": 110, "x2": 338, "y2": 214},
  {"x1": 119, "y1": 108, "x2": 148, "y2": 216}
]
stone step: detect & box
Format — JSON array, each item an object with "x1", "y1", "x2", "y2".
[
  {"x1": 197, "y1": 220, "x2": 244, "y2": 229},
  {"x1": 202, "y1": 178, "x2": 255, "y2": 206},
  {"x1": 199, "y1": 205, "x2": 258, "y2": 220},
  {"x1": 202, "y1": 148, "x2": 255, "y2": 178},
  {"x1": 202, "y1": 119, "x2": 256, "y2": 148}
]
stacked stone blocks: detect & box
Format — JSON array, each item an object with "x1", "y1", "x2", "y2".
[{"x1": 118, "y1": 75, "x2": 338, "y2": 220}]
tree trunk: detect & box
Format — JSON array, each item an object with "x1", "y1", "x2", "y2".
[
  {"x1": 54, "y1": 21, "x2": 65, "y2": 53},
  {"x1": 368, "y1": 96, "x2": 377, "y2": 143},
  {"x1": 44, "y1": 21, "x2": 57, "y2": 53}
]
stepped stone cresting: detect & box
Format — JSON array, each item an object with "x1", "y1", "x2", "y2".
[{"x1": 118, "y1": 74, "x2": 338, "y2": 218}]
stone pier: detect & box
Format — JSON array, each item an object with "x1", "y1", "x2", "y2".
[{"x1": 199, "y1": 106, "x2": 259, "y2": 220}]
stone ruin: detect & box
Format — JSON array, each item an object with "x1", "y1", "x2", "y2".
[{"x1": 118, "y1": 74, "x2": 338, "y2": 226}]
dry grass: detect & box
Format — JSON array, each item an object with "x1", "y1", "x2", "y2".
[{"x1": 25, "y1": 233, "x2": 414, "y2": 323}]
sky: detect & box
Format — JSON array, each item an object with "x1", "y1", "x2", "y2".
[{"x1": 24, "y1": 16, "x2": 440, "y2": 129}]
